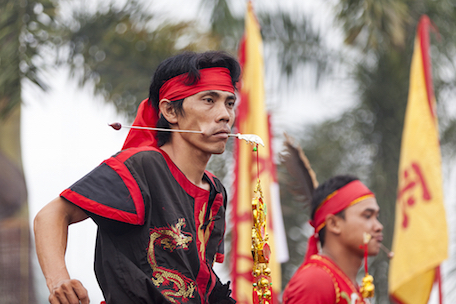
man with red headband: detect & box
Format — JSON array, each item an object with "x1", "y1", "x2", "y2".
[
  {"x1": 34, "y1": 51, "x2": 240, "y2": 304},
  {"x1": 282, "y1": 175, "x2": 383, "y2": 304}
]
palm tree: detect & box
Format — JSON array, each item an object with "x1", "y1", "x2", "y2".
[{"x1": 0, "y1": 1, "x2": 59, "y2": 302}]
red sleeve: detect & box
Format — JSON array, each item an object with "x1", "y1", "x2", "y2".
[{"x1": 282, "y1": 265, "x2": 336, "y2": 304}]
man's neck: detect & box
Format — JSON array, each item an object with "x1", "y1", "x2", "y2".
[
  {"x1": 321, "y1": 247, "x2": 363, "y2": 284},
  {"x1": 160, "y1": 141, "x2": 211, "y2": 190}
]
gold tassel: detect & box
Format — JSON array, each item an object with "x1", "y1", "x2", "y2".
[
  {"x1": 251, "y1": 179, "x2": 273, "y2": 304},
  {"x1": 360, "y1": 233, "x2": 375, "y2": 298}
]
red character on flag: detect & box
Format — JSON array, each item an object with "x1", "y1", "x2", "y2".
[{"x1": 397, "y1": 162, "x2": 431, "y2": 228}]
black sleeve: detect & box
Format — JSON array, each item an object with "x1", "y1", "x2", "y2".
[
  {"x1": 60, "y1": 155, "x2": 146, "y2": 226},
  {"x1": 209, "y1": 278, "x2": 236, "y2": 304}
]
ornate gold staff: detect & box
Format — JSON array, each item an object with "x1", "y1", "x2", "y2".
[{"x1": 250, "y1": 143, "x2": 273, "y2": 304}]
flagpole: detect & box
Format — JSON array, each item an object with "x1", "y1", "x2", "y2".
[{"x1": 437, "y1": 266, "x2": 443, "y2": 304}]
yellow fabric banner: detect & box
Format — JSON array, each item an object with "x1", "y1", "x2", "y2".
[
  {"x1": 230, "y1": 2, "x2": 283, "y2": 303},
  {"x1": 389, "y1": 15, "x2": 448, "y2": 304}
]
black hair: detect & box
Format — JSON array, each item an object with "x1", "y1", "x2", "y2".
[
  {"x1": 148, "y1": 51, "x2": 241, "y2": 146},
  {"x1": 311, "y1": 175, "x2": 359, "y2": 247}
]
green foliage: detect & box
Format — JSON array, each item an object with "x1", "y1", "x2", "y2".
[
  {"x1": 334, "y1": 0, "x2": 410, "y2": 51},
  {"x1": 0, "y1": 0, "x2": 57, "y2": 120},
  {"x1": 64, "y1": 1, "x2": 221, "y2": 120},
  {"x1": 201, "y1": 0, "x2": 244, "y2": 51},
  {"x1": 260, "y1": 11, "x2": 334, "y2": 82}
]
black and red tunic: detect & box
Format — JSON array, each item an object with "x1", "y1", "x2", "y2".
[{"x1": 61, "y1": 146, "x2": 232, "y2": 304}]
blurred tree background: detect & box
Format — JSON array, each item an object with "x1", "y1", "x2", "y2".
[
  {"x1": 280, "y1": 1, "x2": 456, "y2": 303},
  {"x1": 2, "y1": 0, "x2": 456, "y2": 303},
  {"x1": 0, "y1": 1, "x2": 58, "y2": 302}
]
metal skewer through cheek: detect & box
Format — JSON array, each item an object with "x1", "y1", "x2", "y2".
[
  {"x1": 362, "y1": 232, "x2": 394, "y2": 259},
  {"x1": 109, "y1": 123, "x2": 265, "y2": 146},
  {"x1": 380, "y1": 243, "x2": 394, "y2": 259},
  {"x1": 126, "y1": 125, "x2": 203, "y2": 134}
]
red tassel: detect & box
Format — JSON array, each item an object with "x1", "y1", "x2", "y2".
[
  {"x1": 304, "y1": 234, "x2": 319, "y2": 263},
  {"x1": 253, "y1": 286, "x2": 259, "y2": 304},
  {"x1": 269, "y1": 286, "x2": 274, "y2": 304}
]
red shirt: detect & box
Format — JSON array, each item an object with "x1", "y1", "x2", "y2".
[{"x1": 283, "y1": 255, "x2": 368, "y2": 304}]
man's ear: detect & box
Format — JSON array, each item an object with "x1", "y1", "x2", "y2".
[
  {"x1": 325, "y1": 214, "x2": 342, "y2": 235},
  {"x1": 159, "y1": 99, "x2": 178, "y2": 124}
]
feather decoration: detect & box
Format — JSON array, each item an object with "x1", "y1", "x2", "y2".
[{"x1": 280, "y1": 133, "x2": 318, "y2": 208}]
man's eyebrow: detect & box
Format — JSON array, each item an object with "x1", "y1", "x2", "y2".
[
  {"x1": 363, "y1": 208, "x2": 380, "y2": 213},
  {"x1": 203, "y1": 90, "x2": 220, "y2": 97},
  {"x1": 202, "y1": 90, "x2": 236, "y2": 100}
]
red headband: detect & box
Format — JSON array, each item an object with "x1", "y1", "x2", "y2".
[
  {"x1": 159, "y1": 67, "x2": 235, "y2": 101},
  {"x1": 122, "y1": 67, "x2": 235, "y2": 150},
  {"x1": 304, "y1": 180, "x2": 374, "y2": 263}
]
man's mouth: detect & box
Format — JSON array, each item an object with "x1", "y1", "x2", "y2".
[
  {"x1": 211, "y1": 128, "x2": 231, "y2": 138},
  {"x1": 374, "y1": 235, "x2": 383, "y2": 242}
]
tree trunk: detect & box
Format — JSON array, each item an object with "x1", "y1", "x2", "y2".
[{"x1": 0, "y1": 106, "x2": 36, "y2": 304}]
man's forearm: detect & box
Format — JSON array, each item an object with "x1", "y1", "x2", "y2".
[
  {"x1": 34, "y1": 197, "x2": 73, "y2": 289},
  {"x1": 34, "y1": 197, "x2": 90, "y2": 304}
]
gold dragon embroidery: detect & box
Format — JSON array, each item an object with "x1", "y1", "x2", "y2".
[
  {"x1": 147, "y1": 218, "x2": 196, "y2": 303},
  {"x1": 198, "y1": 202, "x2": 212, "y2": 261}
]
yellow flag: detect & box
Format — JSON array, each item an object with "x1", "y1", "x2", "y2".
[
  {"x1": 230, "y1": 2, "x2": 286, "y2": 303},
  {"x1": 389, "y1": 15, "x2": 448, "y2": 304}
]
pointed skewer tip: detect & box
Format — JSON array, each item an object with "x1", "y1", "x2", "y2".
[
  {"x1": 379, "y1": 243, "x2": 394, "y2": 259},
  {"x1": 109, "y1": 122, "x2": 122, "y2": 130}
]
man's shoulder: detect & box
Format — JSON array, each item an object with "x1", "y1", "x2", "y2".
[
  {"x1": 114, "y1": 146, "x2": 163, "y2": 160},
  {"x1": 110, "y1": 146, "x2": 169, "y2": 169},
  {"x1": 294, "y1": 263, "x2": 335, "y2": 285},
  {"x1": 283, "y1": 263, "x2": 336, "y2": 304}
]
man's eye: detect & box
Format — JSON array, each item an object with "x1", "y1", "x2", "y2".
[{"x1": 204, "y1": 98, "x2": 214, "y2": 103}]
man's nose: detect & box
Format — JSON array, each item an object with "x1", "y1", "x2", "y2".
[
  {"x1": 215, "y1": 102, "x2": 231, "y2": 122},
  {"x1": 375, "y1": 217, "x2": 383, "y2": 231}
]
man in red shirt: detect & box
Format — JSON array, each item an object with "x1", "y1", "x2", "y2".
[{"x1": 282, "y1": 175, "x2": 383, "y2": 304}]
